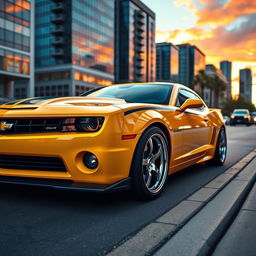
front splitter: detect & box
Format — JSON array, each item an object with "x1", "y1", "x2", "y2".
[{"x1": 0, "y1": 175, "x2": 131, "y2": 193}]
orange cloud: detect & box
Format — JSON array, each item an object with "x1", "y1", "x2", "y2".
[
  {"x1": 196, "y1": 0, "x2": 256, "y2": 26},
  {"x1": 156, "y1": 0, "x2": 256, "y2": 103},
  {"x1": 175, "y1": 0, "x2": 256, "y2": 27}
]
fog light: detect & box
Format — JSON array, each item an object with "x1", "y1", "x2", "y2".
[{"x1": 83, "y1": 153, "x2": 98, "y2": 169}]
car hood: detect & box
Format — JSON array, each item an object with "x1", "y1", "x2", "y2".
[
  {"x1": 0, "y1": 97, "x2": 172, "y2": 118},
  {"x1": 0, "y1": 97, "x2": 129, "y2": 117}
]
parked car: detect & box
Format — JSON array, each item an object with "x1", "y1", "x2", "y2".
[
  {"x1": 223, "y1": 116, "x2": 230, "y2": 125},
  {"x1": 230, "y1": 109, "x2": 251, "y2": 126},
  {"x1": 0, "y1": 83, "x2": 227, "y2": 200},
  {"x1": 251, "y1": 112, "x2": 256, "y2": 125}
]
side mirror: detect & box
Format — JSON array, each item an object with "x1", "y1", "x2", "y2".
[{"x1": 179, "y1": 99, "x2": 204, "y2": 112}]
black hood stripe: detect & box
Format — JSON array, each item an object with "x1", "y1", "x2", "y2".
[{"x1": 124, "y1": 107, "x2": 174, "y2": 116}]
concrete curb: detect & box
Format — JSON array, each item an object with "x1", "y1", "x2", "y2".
[
  {"x1": 212, "y1": 181, "x2": 256, "y2": 256},
  {"x1": 105, "y1": 150, "x2": 256, "y2": 256},
  {"x1": 155, "y1": 157, "x2": 256, "y2": 256}
]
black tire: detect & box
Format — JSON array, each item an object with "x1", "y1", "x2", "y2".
[
  {"x1": 130, "y1": 126, "x2": 170, "y2": 200},
  {"x1": 207, "y1": 127, "x2": 227, "y2": 166},
  {"x1": 246, "y1": 123, "x2": 251, "y2": 126}
]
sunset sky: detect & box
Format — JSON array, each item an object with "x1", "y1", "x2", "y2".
[{"x1": 141, "y1": 0, "x2": 256, "y2": 104}]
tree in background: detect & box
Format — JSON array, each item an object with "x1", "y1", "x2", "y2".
[
  {"x1": 222, "y1": 97, "x2": 256, "y2": 116},
  {"x1": 192, "y1": 70, "x2": 211, "y2": 99},
  {"x1": 193, "y1": 70, "x2": 227, "y2": 108},
  {"x1": 209, "y1": 75, "x2": 226, "y2": 108}
]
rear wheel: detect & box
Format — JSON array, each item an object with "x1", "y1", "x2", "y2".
[
  {"x1": 208, "y1": 127, "x2": 227, "y2": 166},
  {"x1": 131, "y1": 127, "x2": 169, "y2": 200}
]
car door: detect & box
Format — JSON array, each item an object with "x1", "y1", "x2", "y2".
[{"x1": 175, "y1": 89, "x2": 211, "y2": 163}]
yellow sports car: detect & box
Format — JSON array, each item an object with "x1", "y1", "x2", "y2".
[{"x1": 0, "y1": 83, "x2": 226, "y2": 199}]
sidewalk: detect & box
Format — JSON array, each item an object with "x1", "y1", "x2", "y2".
[
  {"x1": 106, "y1": 150, "x2": 256, "y2": 256},
  {"x1": 155, "y1": 154, "x2": 256, "y2": 256},
  {"x1": 212, "y1": 181, "x2": 256, "y2": 256}
]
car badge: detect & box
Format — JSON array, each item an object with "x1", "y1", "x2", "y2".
[{"x1": 0, "y1": 121, "x2": 14, "y2": 131}]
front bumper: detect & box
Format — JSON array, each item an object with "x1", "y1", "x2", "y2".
[{"x1": 0, "y1": 132, "x2": 138, "y2": 185}]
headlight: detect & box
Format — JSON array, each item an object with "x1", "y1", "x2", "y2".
[
  {"x1": 61, "y1": 117, "x2": 104, "y2": 132},
  {"x1": 230, "y1": 115, "x2": 234, "y2": 119},
  {"x1": 254, "y1": 117, "x2": 256, "y2": 121},
  {"x1": 76, "y1": 117, "x2": 104, "y2": 132},
  {"x1": 244, "y1": 115, "x2": 249, "y2": 118}
]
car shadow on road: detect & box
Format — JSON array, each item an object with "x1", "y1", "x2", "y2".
[{"x1": 0, "y1": 162, "x2": 219, "y2": 208}]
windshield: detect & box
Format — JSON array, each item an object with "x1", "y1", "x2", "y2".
[
  {"x1": 233, "y1": 110, "x2": 249, "y2": 114},
  {"x1": 82, "y1": 84, "x2": 173, "y2": 105}
]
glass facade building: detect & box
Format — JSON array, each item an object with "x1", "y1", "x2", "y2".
[
  {"x1": 178, "y1": 43, "x2": 205, "y2": 88},
  {"x1": 156, "y1": 42, "x2": 179, "y2": 83},
  {"x1": 35, "y1": 0, "x2": 114, "y2": 97},
  {"x1": 0, "y1": 0, "x2": 33, "y2": 100},
  {"x1": 220, "y1": 60, "x2": 232, "y2": 99},
  {"x1": 240, "y1": 68, "x2": 252, "y2": 102},
  {"x1": 115, "y1": 0, "x2": 155, "y2": 83}
]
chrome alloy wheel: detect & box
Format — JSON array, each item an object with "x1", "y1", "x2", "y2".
[
  {"x1": 142, "y1": 133, "x2": 169, "y2": 194},
  {"x1": 219, "y1": 128, "x2": 227, "y2": 163}
]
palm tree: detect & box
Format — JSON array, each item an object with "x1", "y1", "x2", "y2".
[
  {"x1": 192, "y1": 70, "x2": 211, "y2": 101},
  {"x1": 209, "y1": 75, "x2": 226, "y2": 107}
]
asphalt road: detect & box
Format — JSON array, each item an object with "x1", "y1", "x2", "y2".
[{"x1": 0, "y1": 125, "x2": 256, "y2": 256}]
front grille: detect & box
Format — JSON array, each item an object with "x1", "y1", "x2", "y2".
[
  {"x1": 0, "y1": 118, "x2": 63, "y2": 134},
  {"x1": 0, "y1": 155, "x2": 67, "y2": 172},
  {"x1": 234, "y1": 116, "x2": 245, "y2": 120}
]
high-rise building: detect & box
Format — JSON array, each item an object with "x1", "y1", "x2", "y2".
[
  {"x1": 115, "y1": 0, "x2": 155, "y2": 83},
  {"x1": 156, "y1": 42, "x2": 179, "y2": 83},
  {"x1": 0, "y1": 0, "x2": 34, "y2": 100},
  {"x1": 35, "y1": 0, "x2": 114, "y2": 97},
  {"x1": 178, "y1": 43, "x2": 205, "y2": 88},
  {"x1": 240, "y1": 68, "x2": 252, "y2": 102},
  {"x1": 220, "y1": 60, "x2": 232, "y2": 99},
  {"x1": 205, "y1": 64, "x2": 228, "y2": 107}
]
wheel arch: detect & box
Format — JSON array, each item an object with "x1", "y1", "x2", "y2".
[
  {"x1": 129, "y1": 122, "x2": 171, "y2": 177},
  {"x1": 145, "y1": 122, "x2": 171, "y2": 150}
]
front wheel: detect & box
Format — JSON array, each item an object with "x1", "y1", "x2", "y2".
[
  {"x1": 131, "y1": 127, "x2": 169, "y2": 200},
  {"x1": 208, "y1": 127, "x2": 227, "y2": 166}
]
